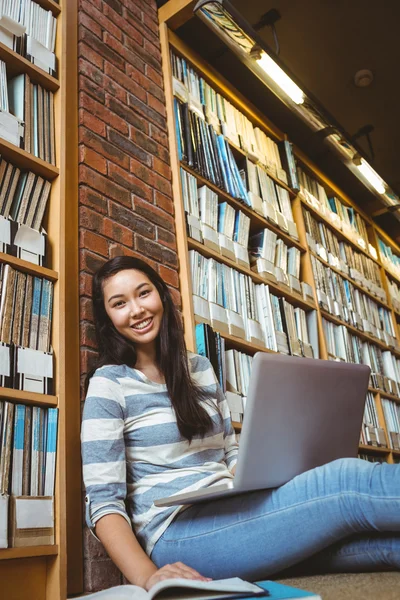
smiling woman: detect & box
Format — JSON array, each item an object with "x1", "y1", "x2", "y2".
[{"x1": 81, "y1": 256, "x2": 400, "y2": 593}]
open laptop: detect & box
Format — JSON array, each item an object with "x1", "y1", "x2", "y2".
[{"x1": 154, "y1": 353, "x2": 370, "y2": 507}]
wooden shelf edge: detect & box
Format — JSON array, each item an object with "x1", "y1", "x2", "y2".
[
  {"x1": 232, "y1": 421, "x2": 242, "y2": 431},
  {"x1": 0, "y1": 388, "x2": 57, "y2": 407},
  {"x1": 0, "y1": 137, "x2": 59, "y2": 181},
  {"x1": 0, "y1": 544, "x2": 58, "y2": 560},
  {"x1": 359, "y1": 444, "x2": 390, "y2": 455},
  {"x1": 188, "y1": 238, "x2": 316, "y2": 312},
  {"x1": 0, "y1": 252, "x2": 58, "y2": 281},
  {"x1": 0, "y1": 42, "x2": 59, "y2": 92},
  {"x1": 37, "y1": 0, "x2": 61, "y2": 16}
]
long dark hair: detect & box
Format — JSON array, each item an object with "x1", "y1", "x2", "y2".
[{"x1": 86, "y1": 256, "x2": 214, "y2": 442}]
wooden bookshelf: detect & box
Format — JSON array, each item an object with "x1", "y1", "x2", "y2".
[
  {"x1": 159, "y1": 1, "x2": 400, "y2": 470},
  {"x1": 0, "y1": 42, "x2": 59, "y2": 92},
  {"x1": 0, "y1": 2, "x2": 81, "y2": 599}
]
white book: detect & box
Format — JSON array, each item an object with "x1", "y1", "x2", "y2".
[{"x1": 75, "y1": 578, "x2": 271, "y2": 600}]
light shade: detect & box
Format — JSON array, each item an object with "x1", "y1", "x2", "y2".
[
  {"x1": 355, "y1": 158, "x2": 386, "y2": 194},
  {"x1": 256, "y1": 51, "x2": 304, "y2": 105}
]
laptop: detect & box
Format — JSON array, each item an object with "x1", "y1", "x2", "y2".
[{"x1": 154, "y1": 353, "x2": 370, "y2": 507}]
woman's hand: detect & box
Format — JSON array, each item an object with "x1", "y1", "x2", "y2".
[{"x1": 144, "y1": 562, "x2": 211, "y2": 591}]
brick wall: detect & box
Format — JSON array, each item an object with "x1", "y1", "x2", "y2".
[{"x1": 78, "y1": 0, "x2": 177, "y2": 591}]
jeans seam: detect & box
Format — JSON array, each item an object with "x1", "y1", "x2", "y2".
[{"x1": 158, "y1": 491, "x2": 399, "y2": 544}]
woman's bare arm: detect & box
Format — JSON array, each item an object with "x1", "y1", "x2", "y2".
[{"x1": 95, "y1": 514, "x2": 210, "y2": 590}]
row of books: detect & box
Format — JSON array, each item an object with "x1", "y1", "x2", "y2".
[
  {"x1": 381, "y1": 399, "x2": 400, "y2": 450},
  {"x1": 387, "y1": 279, "x2": 400, "y2": 314},
  {"x1": 322, "y1": 318, "x2": 400, "y2": 396},
  {"x1": 195, "y1": 323, "x2": 251, "y2": 423},
  {"x1": 170, "y1": 50, "x2": 299, "y2": 190},
  {"x1": 0, "y1": 401, "x2": 57, "y2": 548},
  {"x1": 242, "y1": 157, "x2": 298, "y2": 240},
  {"x1": 190, "y1": 249, "x2": 316, "y2": 358},
  {"x1": 0, "y1": 157, "x2": 51, "y2": 229},
  {"x1": 7, "y1": 72, "x2": 56, "y2": 164},
  {"x1": 180, "y1": 168, "x2": 250, "y2": 263},
  {"x1": 360, "y1": 392, "x2": 386, "y2": 447},
  {"x1": 249, "y1": 228, "x2": 302, "y2": 294},
  {"x1": 298, "y1": 166, "x2": 373, "y2": 255},
  {"x1": 311, "y1": 255, "x2": 398, "y2": 348},
  {"x1": 0, "y1": 0, "x2": 57, "y2": 76},
  {"x1": 378, "y1": 237, "x2": 400, "y2": 281},
  {"x1": 358, "y1": 453, "x2": 386, "y2": 464},
  {"x1": 174, "y1": 97, "x2": 248, "y2": 203},
  {"x1": 0, "y1": 401, "x2": 57, "y2": 496},
  {"x1": 303, "y1": 207, "x2": 385, "y2": 300},
  {"x1": 0, "y1": 264, "x2": 53, "y2": 352}
]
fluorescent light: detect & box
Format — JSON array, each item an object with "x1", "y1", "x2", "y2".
[
  {"x1": 356, "y1": 158, "x2": 386, "y2": 194},
  {"x1": 256, "y1": 51, "x2": 304, "y2": 105}
]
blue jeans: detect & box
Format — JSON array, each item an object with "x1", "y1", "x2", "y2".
[{"x1": 151, "y1": 459, "x2": 400, "y2": 579}]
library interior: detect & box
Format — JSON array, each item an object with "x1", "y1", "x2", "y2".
[{"x1": 0, "y1": 0, "x2": 399, "y2": 599}]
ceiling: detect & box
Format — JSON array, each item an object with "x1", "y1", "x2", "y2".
[{"x1": 158, "y1": 0, "x2": 400, "y2": 243}]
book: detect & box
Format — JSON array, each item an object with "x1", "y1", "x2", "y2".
[
  {"x1": 75, "y1": 579, "x2": 321, "y2": 600},
  {"x1": 75, "y1": 577, "x2": 267, "y2": 600}
]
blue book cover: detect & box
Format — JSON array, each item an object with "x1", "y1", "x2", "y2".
[
  {"x1": 195, "y1": 323, "x2": 207, "y2": 357},
  {"x1": 173, "y1": 98, "x2": 183, "y2": 161},
  {"x1": 218, "y1": 202, "x2": 227, "y2": 234},
  {"x1": 216, "y1": 134, "x2": 233, "y2": 196},
  {"x1": 254, "y1": 580, "x2": 321, "y2": 599},
  {"x1": 44, "y1": 407, "x2": 58, "y2": 496},
  {"x1": 11, "y1": 404, "x2": 25, "y2": 496}
]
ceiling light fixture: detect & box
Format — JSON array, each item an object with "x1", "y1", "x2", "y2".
[
  {"x1": 193, "y1": 0, "x2": 400, "y2": 216},
  {"x1": 354, "y1": 157, "x2": 386, "y2": 194}
]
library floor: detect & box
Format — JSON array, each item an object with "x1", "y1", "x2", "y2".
[{"x1": 278, "y1": 572, "x2": 400, "y2": 599}]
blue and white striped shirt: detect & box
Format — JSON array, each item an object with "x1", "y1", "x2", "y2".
[{"x1": 81, "y1": 352, "x2": 238, "y2": 555}]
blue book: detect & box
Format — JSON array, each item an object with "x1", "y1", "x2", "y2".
[
  {"x1": 255, "y1": 580, "x2": 321, "y2": 599},
  {"x1": 195, "y1": 323, "x2": 207, "y2": 357},
  {"x1": 11, "y1": 404, "x2": 25, "y2": 496},
  {"x1": 173, "y1": 97, "x2": 183, "y2": 161},
  {"x1": 44, "y1": 408, "x2": 58, "y2": 496},
  {"x1": 218, "y1": 202, "x2": 227, "y2": 234}
]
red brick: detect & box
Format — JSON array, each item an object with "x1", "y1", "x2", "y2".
[
  {"x1": 125, "y1": 63, "x2": 164, "y2": 102},
  {"x1": 152, "y1": 156, "x2": 171, "y2": 180},
  {"x1": 103, "y1": 218, "x2": 134, "y2": 247},
  {"x1": 83, "y1": 557, "x2": 122, "y2": 593},
  {"x1": 80, "y1": 0, "x2": 123, "y2": 41},
  {"x1": 142, "y1": 12, "x2": 160, "y2": 37},
  {"x1": 170, "y1": 287, "x2": 182, "y2": 309},
  {"x1": 147, "y1": 92, "x2": 166, "y2": 118},
  {"x1": 109, "y1": 243, "x2": 137, "y2": 259},
  {"x1": 145, "y1": 65, "x2": 164, "y2": 90},
  {"x1": 80, "y1": 92, "x2": 129, "y2": 135},
  {"x1": 80, "y1": 27, "x2": 126, "y2": 71},
  {"x1": 79, "y1": 74, "x2": 105, "y2": 104},
  {"x1": 103, "y1": 31, "x2": 146, "y2": 74},
  {"x1": 102, "y1": 0, "x2": 123, "y2": 16},
  {"x1": 133, "y1": 196, "x2": 175, "y2": 232},
  {"x1": 80, "y1": 349, "x2": 99, "y2": 378},
  {"x1": 135, "y1": 235, "x2": 178, "y2": 268},
  {"x1": 80, "y1": 229, "x2": 109, "y2": 257},
  {"x1": 79, "y1": 108, "x2": 106, "y2": 137},
  {"x1": 143, "y1": 38, "x2": 162, "y2": 64},
  {"x1": 78, "y1": 41, "x2": 104, "y2": 70},
  {"x1": 80, "y1": 165, "x2": 132, "y2": 207},
  {"x1": 153, "y1": 190, "x2": 174, "y2": 215},
  {"x1": 80, "y1": 297, "x2": 93, "y2": 322},
  {"x1": 81, "y1": 321, "x2": 97, "y2": 349},
  {"x1": 128, "y1": 93, "x2": 167, "y2": 131},
  {"x1": 157, "y1": 227, "x2": 176, "y2": 250},
  {"x1": 159, "y1": 264, "x2": 179, "y2": 288},
  {"x1": 108, "y1": 201, "x2": 155, "y2": 239},
  {"x1": 80, "y1": 249, "x2": 106, "y2": 275},
  {"x1": 107, "y1": 96, "x2": 149, "y2": 135},
  {"x1": 80, "y1": 128, "x2": 130, "y2": 170},
  {"x1": 108, "y1": 162, "x2": 152, "y2": 202},
  {"x1": 79, "y1": 206, "x2": 105, "y2": 233},
  {"x1": 79, "y1": 146, "x2": 107, "y2": 175},
  {"x1": 80, "y1": 186, "x2": 108, "y2": 215},
  {"x1": 149, "y1": 123, "x2": 168, "y2": 148},
  {"x1": 80, "y1": 272, "x2": 93, "y2": 297},
  {"x1": 104, "y1": 63, "x2": 147, "y2": 105},
  {"x1": 79, "y1": 11, "x2": 102, "y2": 39},
  {"x1": 130, "y1": 127, "x2": 169, "y2": 164}
]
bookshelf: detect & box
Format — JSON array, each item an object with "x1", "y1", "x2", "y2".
[
  {"x1": 0, "y1": 2, "x2": 81, "y2": 600},
  {"x1": 159, "y1": 1, "x2": 400, "y2": 466}
]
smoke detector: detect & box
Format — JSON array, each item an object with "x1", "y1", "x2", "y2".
[{"x1": 354, "y1": 69, "x2": 374, "y2": 87}]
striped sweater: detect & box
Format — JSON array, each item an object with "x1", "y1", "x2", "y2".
[{"x1": 81, "y1": 352, "x2": 238, "y2": 555}]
